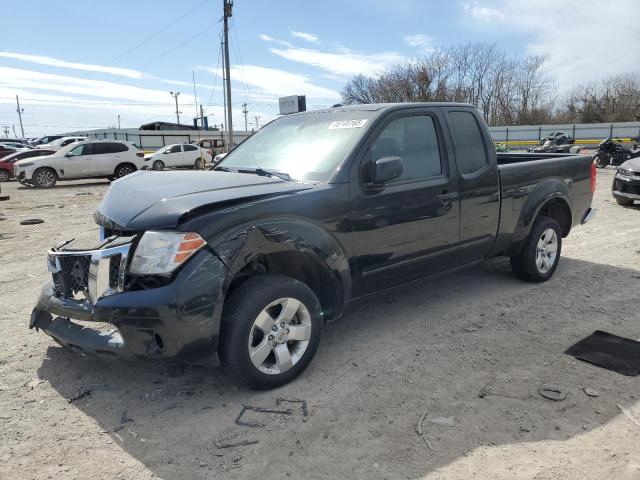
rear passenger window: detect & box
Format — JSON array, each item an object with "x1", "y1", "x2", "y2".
[
  {"x1": 184, "y1": 144, "x2": 198, "y2": 152},
  {"x1": 111, "y1": 143, "x2": 128, "y2": 153},
  {"x1": 369, "y1": 116, "x2": 442, "y2": 182},
  {"x1": 448, "y1": 111, "x2": 489, "y2": 174}
]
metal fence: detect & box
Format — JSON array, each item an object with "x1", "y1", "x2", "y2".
[
  {"x1": 489, "y1": 121, "x2": 640, "y2": 144},
  {"x1": 68, "y1": 128, "x2": 253, "y2": 151}
]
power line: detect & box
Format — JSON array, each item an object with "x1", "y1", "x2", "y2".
[
  {"x1": 83, "y1": 0, "x2": 211, "y2": 77},
  {"x1": 206, "y1": 29, "x2": 224, "y2": 108},
  {"x1": 230, "y1": 17, "x2": 254, "y2": 112}
]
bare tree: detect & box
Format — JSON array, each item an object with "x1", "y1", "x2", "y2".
[{"x1": 342, "y1": 42, "x2": 559, "y2": 126}]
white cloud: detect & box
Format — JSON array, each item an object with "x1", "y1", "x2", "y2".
[
  {"x1": 290, "y1": 30, "x2": 319, "y2": 43},
  {"x1": 461, "y1": 1, "x2": 504, "y2": 22},
  {"x1": 199, "y1": 64, "x2": 340, "y2": 100},
  {"x1": 403, "y1": 34, "x2": 435, "y2": 53},
  {"x1": 269, "y1": 47, "x2": 402, "y2": 77},
  {"x1": 0, "y1": 67, "x2": 198, "y2": 104},
  {"x1": 460, "y1": 0, "x2": 640, "y2": 89},
  {"x1": 0, "y1": 51, "x2": 144, "y2": 79},
  {"x1": 258, "y1": 34, "x2": 293, "y2": 48}
]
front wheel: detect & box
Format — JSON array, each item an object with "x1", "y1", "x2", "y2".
[
  {"x1": 511, "y1": 216, "x2": 562, "y2": 282},
  {"x1": 32, "y1": 168, "x2": 57, "y2": 188},
  {"x1": 220, "y1": 275, "x2": 323, "y2": 389},
  {"x1": 152, "y1": 160, "x2": 165, "y2": 171}
]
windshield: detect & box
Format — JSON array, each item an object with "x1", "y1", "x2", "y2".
[{"x1": 217, "y1": 110, "x2": 376, "y2": 181}]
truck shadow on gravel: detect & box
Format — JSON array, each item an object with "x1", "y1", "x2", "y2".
[{"x1": 37, "y1": 257, "x2": 640, "y2": 479}]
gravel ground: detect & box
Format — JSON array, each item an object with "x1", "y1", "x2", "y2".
[{"x1": 1, "y1": 169, "x2": 639, "y2": 480}]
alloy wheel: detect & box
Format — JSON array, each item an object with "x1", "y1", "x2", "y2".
[
  {"x1": 247, "y1": 297, "x2": 312, "y2": 375},
  {"x1": 535, "y1": 228, "x2": 558, "y2": 273},
  {"x1": 35, "y1": 170, "x2": 55, "y2": 187}
]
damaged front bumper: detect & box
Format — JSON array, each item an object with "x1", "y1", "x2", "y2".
[{"x1": 31, "y1": 239, "x2": 228, "y2": 366}]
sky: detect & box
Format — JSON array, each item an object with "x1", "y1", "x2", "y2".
[{"x1": 1, "y1": 0, "x2": 639, "y2": 137}]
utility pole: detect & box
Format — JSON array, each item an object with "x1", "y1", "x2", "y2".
[
  {"x1": 200, "y1": 105, "x2": 206, "y2": 130},
  {"x1": 15, "y1": 95, "x2": 25, "y2": 138},
  {"x1": 117, "y1": 114, "x2": 121, "y2": 129},
  {"x1": 169, "y1": 91, "x2": 181, "y2": 124},
  {"x1": 242, "y1": 103, "x2": 248, "y2": 131},
  {"x1": 254, "y1": 115, "x2": 260, "y2": 130},
  {"x1": 222, "y1": 0, "x2": 234, "y2": 148}
]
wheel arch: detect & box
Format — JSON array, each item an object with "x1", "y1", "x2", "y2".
[
  {"x1": 509, "y1": 179, "x2": 573, "y2": 255},
  {"x1": 212, "y1": 219, "x2": 352, "y2": 322}
]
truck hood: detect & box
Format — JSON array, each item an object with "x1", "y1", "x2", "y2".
[{"x1": 95, "y1": 170, "x2": 313, "y2": 231}]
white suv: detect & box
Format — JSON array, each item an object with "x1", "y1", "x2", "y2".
[
  {"x1": 38, "y1": 136, "x2": 87, "y2": 151},
  {"x1": 14, "y1": 140, "x2": 146, "y2": 188}
]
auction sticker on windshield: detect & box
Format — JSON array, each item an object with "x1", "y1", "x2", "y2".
[{"x1": 328, "y1": 119, "x2": 369, "y2": 129}]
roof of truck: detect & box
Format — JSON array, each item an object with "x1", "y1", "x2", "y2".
[{"x1": 292, "y1": 102, "x2": 476, "y2": 116}]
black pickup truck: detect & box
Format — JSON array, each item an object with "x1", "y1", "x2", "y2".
[{"x1": 31, "y1": 103, "x2": 596, "y2": 389}]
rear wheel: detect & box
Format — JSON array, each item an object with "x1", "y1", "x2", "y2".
[
  {"x1": 114, "y1": 163, "x2": 135, "y2": 178},
  {"x1": 152, "y1": 160, "x2": 165, "y2": 171},
  {"x1": 221, "y1": 275, "x2": 322, "y2": 389},
  {"x1": 511, "y1": 216, "x2": 562, "y2": 282},
  {"x1": 32, "y1": 168, "x2": 57, "y2": 188},
  {"x1": 0, "y1": 170, "x2": 10, "y2": 182},
  {"x1": 615, "y1": 196, "x2": 634, "y2": 206},
  {"x1": 194, "y1": 158, "x2": 204, "y2": 169}
]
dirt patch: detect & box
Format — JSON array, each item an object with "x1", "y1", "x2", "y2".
[{"x1": 1, "y1": 171, "x2": 639, "y2": 479}]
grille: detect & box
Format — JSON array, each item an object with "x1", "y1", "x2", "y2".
[
  {"x1": 109, "y1": 254, "x2": 122, "y2": 289},
  {"x1": 53, "y1": 255, "x2": 91, "y2": 298},
  {"x1": 619, "y1": 182, "x2": 640, "y2": 195}
]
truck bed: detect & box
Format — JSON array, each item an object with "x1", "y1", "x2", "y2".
[
  {"x1": 496, "y1": 152, "x2": 582, "y2": 165},
  {"x1": 490, "y1": 152, "x2": 595, "y2": 257}
]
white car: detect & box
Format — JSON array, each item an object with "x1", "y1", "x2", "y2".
[
  {"x1": 14, "y1": 140, "x2": 145, "y2": 188},
  {"x1": 1, "y1": 141, "x2": 33, "y2": 152},
  {"x1": 144, "y1": 143, "x2": 212, "y2": 170},
  {"x1": 38, "y1": 136, "x2": 87, "y2": 152}
]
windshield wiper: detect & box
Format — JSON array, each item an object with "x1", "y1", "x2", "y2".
[{"x1": 244, "y1": 168, "x2": 291, "y2": 181}]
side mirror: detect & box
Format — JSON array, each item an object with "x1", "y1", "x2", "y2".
[{"x1": 371, "y1": 156, "x2": 403, "y2": 185}]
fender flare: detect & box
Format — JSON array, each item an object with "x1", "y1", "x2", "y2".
[
  {"x1": 510, "y1": 178, "x2": 573, "y2": 254},
  {"x1": 209, "y1": 217, "x2": 352, "y2": 317}
]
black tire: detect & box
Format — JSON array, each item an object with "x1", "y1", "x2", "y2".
[
  {"x1": 32, "y1": 167, "x2": 57, "y2": 188},
  {"x1": 615, "y1": 196, "x2": 634, "y2": 206},
  {"x1": 114, "y1": 163, "x2": 136, "y2": 178},
  {"x1": 0, "y1": 170, "x2": 10, "y2": 182},
  {"x1": 510, "y1": 216, "x2": 562, "y2": 283},
  {"x1": 152, "y1": 160, "x2": 165, "y2": 171},
  {"x1": 220, "y1": 275, "x2": 323, "y2": 390},
  {"x1": 194, "y1": 158, "x2": 204, "y2": 169}
]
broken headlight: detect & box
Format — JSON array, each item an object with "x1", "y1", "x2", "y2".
[{"x1": 129, "y1": 231, "x2": 206, "y2": 276}]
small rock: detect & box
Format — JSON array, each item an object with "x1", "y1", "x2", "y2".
[
  {"x1": 430, "y1": 416, "x2": 456, "y2": 427},
  {"x1": 199, "y1": 462, "x2": 208, "y2": 467},
  {"x1": 583, "y1": 387, "x2": 599, "y2": 397}
]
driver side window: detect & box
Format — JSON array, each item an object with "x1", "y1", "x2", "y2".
[
  {"x1": 366, "y1": 115, "x2": 442, "y2": 183},
  {"x1": 169, "y1": 145, "x2": 182, "y2": 154},
  {"x1": 68, "y1": 144, "x2": 88, "y2": 156}
]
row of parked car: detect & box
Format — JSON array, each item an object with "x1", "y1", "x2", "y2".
[{"x1": 0, "y1": 136, "x2": 214, "y2": 187}]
